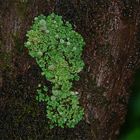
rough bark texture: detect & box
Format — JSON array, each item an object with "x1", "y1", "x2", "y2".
[{"x1": 0, "y1": 0, "x2": 140, "y2": 140}]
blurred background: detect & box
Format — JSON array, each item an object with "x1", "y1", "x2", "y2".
[{"x1": 119, "y1": 70, "x2": 140, "y2": 140}]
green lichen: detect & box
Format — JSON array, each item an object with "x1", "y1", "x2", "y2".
[{"x1": 25, "y1": 13, "x2": 85, "y2": 128}]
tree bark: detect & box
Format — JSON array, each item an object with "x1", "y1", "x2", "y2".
[{"x1": 1, "y1": 0, "x2": 140, "y2": 140}]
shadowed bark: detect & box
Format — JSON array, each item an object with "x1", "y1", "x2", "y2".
[{"x1": 0, "y1": 0, "x2": 140, "y2": 140}]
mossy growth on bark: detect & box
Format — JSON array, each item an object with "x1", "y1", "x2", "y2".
[{"x1": 25, "y1": 13, "x2": 85, "y2": 128}]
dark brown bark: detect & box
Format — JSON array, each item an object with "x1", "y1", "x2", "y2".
[{"x1": 0, "y1": 0, "x2": 140, "y2": 140}]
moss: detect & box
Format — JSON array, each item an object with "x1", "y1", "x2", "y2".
[
  {"x1": 19, "y1": 0, "x2": 28, "y2": 3},
  {"x1": 12, "y1": 32, "x2": 24, "y2": 54},
  {"x1": 0, "y1": 52, "x2": 12, "y2": 71},
  {"x1": 16, "y1": 1, "x2": 28, "y2": 18}
]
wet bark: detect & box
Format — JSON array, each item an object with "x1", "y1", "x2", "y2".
[{"x1": 1, "y1": 0, "x2": 140, "y2": 140}]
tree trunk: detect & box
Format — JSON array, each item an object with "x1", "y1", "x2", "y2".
[{"x1": 1, "y1": 0, "x2": 140, "y2": 140}]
